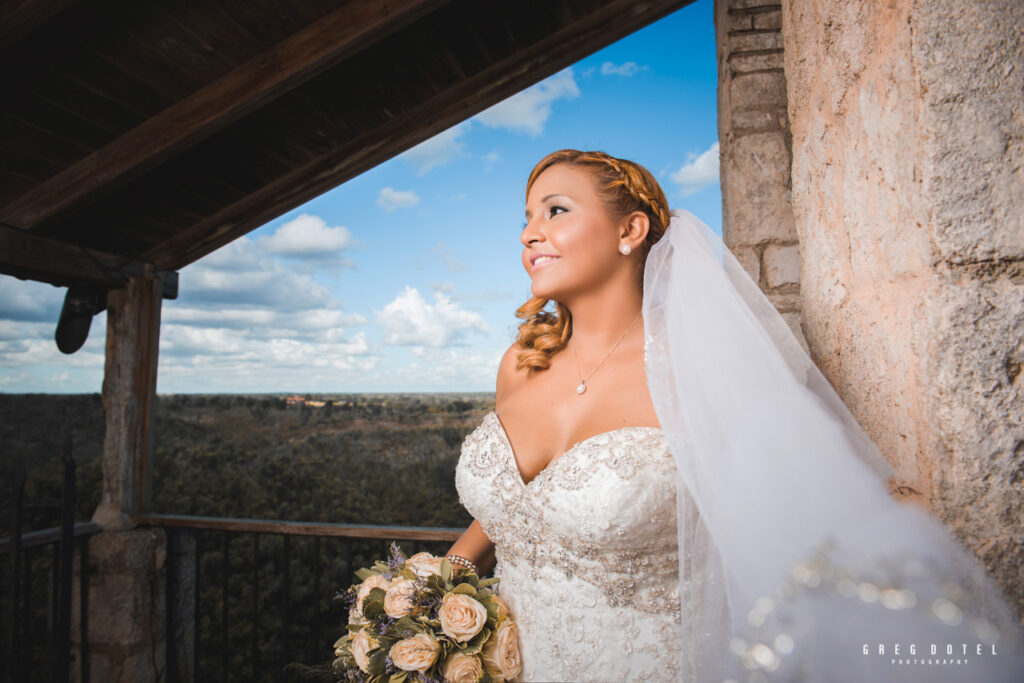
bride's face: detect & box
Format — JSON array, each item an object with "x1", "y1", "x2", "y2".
[{"x1": 521, "y1": 164, "x2": 621, "y2": 301}]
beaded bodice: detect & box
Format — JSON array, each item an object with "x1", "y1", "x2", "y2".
[{"x1": 455, "y1": 411, "x2": 685, "y2": 682}]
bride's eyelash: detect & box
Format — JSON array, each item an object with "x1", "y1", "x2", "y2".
[{"x1": 522, "y1": 205, "x2": 567, "y2": 229}]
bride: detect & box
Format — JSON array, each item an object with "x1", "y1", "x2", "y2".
[{"x1": 447, "y1": 149, "x2": 1024, "y2": 682}]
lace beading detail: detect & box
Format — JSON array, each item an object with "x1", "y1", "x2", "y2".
[{"x1": 455, "y1": 412, "x2": 685, "y2": 682}]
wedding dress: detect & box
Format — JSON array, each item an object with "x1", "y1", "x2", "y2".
[
  {"x1": 455, "y1": 410, "x2": 703, "y2": 682},
  {"x1": 455, "y1": 209, "x2": 1024, "y2": 682}
]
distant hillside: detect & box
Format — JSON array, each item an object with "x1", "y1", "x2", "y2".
[{"x1": 1, "y1": 393, "x2": 495, "y2": 531}]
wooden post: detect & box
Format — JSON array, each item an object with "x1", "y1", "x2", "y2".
[{"x1": 92, "y1": 267, "x2": 163, "y2": 530}]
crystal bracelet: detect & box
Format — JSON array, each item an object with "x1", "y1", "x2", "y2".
[{"x1": 446, "y1": 554, "x2": 479, "y2": 575}]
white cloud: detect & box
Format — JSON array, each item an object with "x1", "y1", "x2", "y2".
[
  {"x1": 670, "y1": 141, "x2": 721, "y2": 196},
  {"x1": 482, "y1": 149, "x2": 501, "y2": 166},
  {"x1": 260, "y1": 213, "x2": 352, "y2": 262},
  {"x1": 401, "y1": 121, "x2": 470, "y2": 175},
  {"x1": 376, "y1": 187, "x2": 421, "y2": 212},
  {"x1": 475, "y1": 69, "x2": 580, "y2": 136},
  {"x1": 600, "y1": 61, "x2": 647, "y2": 77},
  {"x1": 0, "y1": 277, "x2": 65, "y2": 322},
  {"x1": 180, "y1": 235, "x2": 336, "y2": 309},
  {"x1": 376, "y1": 286, "x2": 489, "y2": 348}
]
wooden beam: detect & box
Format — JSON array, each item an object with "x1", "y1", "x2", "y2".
[
  {"x1": 91, "y1": 271, "x2": 164, "y2": 530},
  {"x1": 134, "y1": 514, "x2": 464, "y2": 542},
  {"x1": 0, "y1": 221, "x2": 144, "y2": 288},
  {"x1": 0, "y1": 0, "x2": 81, "y2": 50},
  {"x1": 0, "y1": 0, "x2": 448, "y2": 230},
  {"x1": 150, "y1": 0, "x2": 694, "y2": 270}
]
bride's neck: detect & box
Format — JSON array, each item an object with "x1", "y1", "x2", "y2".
[{"x1": 564, "y1": 286, "x2": 643, "y2": 349}]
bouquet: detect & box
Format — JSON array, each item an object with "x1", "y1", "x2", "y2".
[{"x1": 332, "y1": 543, "x2": 522, "y2": 683}]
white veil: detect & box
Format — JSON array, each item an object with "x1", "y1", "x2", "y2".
[{"x1": 642, "y1": 209, "x2": 1024, "y2": 682}]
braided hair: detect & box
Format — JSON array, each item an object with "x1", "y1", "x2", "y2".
[{"x1": 514, "y1": 149, "x2": 671, "y2": 371}]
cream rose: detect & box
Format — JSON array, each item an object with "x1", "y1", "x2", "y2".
[
  {"x1": 384, "y1": 578, "x2": 418, "y2": 618},
  {"x1": 438, "y1": 593, "x2": 488, "y2": 643},
  {"x1": 355, "y1": 574, "x2": 391, "y2": 613},
  {"x1": 406, "y1": 551, "x2": 446, "y2": 579},
  {"x1": 350, "y1": 629, "x2": 379, "y2": 674},
  {"x1": 389, "y1": 633, "x2": 439, "y2": 673},
  {"x1": 442, "y1": 652, "x2": 484, "y2": 683},
  {"x1": 482, "y1": 619, "x2": 522, "y2": 681}
]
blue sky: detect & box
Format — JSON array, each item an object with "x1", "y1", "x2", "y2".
[{"x1": 0, "y1": 0, "x2": 721, "y2": 394}]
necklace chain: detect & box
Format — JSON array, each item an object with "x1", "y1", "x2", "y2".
[{"x1": 571, "y1": 310, "x2": 642, "y2": 395}]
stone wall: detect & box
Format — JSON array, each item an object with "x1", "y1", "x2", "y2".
[
  {"x1": 779, "y1": 0, "x2": 1024, "y2": 614},
  {"x1": 72, "y1": 528, "x2": 167, "y2": 683},
  {"x1": 714, "y1": 0, "x2": 806, "y2": 350}
]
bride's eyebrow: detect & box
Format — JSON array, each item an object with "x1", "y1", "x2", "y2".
[{"x1": 525, "y1": 193, "x2": 571, "y2": 220}]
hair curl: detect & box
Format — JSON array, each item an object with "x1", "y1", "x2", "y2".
[{"x1": 514, "y1": 149, "x2": 671, "y2": 372}]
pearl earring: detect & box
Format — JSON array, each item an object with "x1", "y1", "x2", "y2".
[{"x1": 619, "y1": 244, "x2": 632, "y2": 256}]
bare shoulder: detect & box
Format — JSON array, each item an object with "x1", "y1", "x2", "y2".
[{"x1": 495, "y1": 344, "x2": 527, "y2": 405}]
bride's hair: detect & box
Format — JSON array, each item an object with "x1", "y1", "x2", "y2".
[{"x1": 514, "y1": 149, "x2": 671, "y2": 371}]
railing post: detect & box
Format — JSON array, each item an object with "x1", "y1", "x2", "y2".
[{"x1": 56, "y1": 434, "x2": 75, "y2": 683}]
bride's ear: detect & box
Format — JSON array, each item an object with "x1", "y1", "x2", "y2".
[{"x1": 619, "y1": 211, "x2": 650, "y2": 252}]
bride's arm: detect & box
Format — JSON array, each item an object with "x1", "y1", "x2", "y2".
[{"x1": 446, "y1": 518, "x2": 496, "y2": 575}]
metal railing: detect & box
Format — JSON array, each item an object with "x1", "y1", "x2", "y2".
[
  {"x1": 2, "y1": 437, "x2": 100, "y2": 683},
  {"x1": 138, "y1": 514, "x2": 463, "y2": 683}
]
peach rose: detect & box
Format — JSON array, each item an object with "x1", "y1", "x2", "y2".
[
  {"x1": 350, "y1": 629, "x2": 379, "y2": 674},
  {"x1": 442, "y1": 652, "x2": 484, "y2": 683},
  {"x1": 438, "y1": 593, "x2": 488, "y2": 643},
  {"x1": 389, "y1": 633, "x2": 439, "y2": 673},
  {"x1": 482, "y1": 619, "x2": 521, "y2": 681},
  {"x1": 384, "y1": 578, "x2": 418, "y2": 618},
  {"x1": 355, "y1": 574, "x2": 392, "y2": 613},
  {"x1": 406, "y1": 552, "x2": 446, "y2": 579}
]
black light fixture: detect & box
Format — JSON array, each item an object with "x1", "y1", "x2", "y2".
[{"x1": 55, "y1": 286, "x2": 107, "y2": 354}]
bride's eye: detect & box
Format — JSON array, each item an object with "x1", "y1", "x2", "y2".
[{"x1": 547, "y1": 205, "x2": 567, "y2": 218}]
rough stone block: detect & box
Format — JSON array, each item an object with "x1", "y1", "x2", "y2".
[
  {"x1": 723, "y1": 131, "x2": 797, "y2": 244},
  {"x1": 729, "y1": 50, "x2": 785, "y2": 73},
  {"x1": 763, "y1": 242, "x2": 801, "y2": 288},
  {"x1": 731, "y1": 244, "x2": 762, "y2": 285},
  {"x1": 729, "y1": 31, "x2": 784, "y2": 52},
  {"x1": 730, "y1": 71, "x2": 788, "y2": 109},
  {"x1": 727, "y1": 13, "x2": 754, "y2": 32},
  {"x1": 753, "y1": 9, "x2": 783, "y2": 29},
  {"x1": 731, "y1": 107, "x2": 788, "y2": 133}
]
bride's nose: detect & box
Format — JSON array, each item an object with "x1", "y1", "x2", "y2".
[{"x1": 521, "y1": 217, "x2": 544, "y2": 247}]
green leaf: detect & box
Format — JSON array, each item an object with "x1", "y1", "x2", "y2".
[
  {"x1": 364, "y1": 598, "x2": 385, "y2": 620},
  {"x1": 355, "y1": 568, "x2": 376, "y2": 581},
  {"x1": 440, "y1": 558, "x2": 452, "y2": 584},
  {"x1": 367, "y1": 648, "x2": 386, "y2": 676},
  {"x1": 452, "y1": 583, "x2": 477, "y2": 596},
  {"x1": 389, "y1": 673, "x2": 408, "y2": 683},
  {"x1": 477, "y1": 577, "x2": 499, "y2": 588},
  {"x1": 459, "y1": 626, "x2": 492, "y2": 656}
]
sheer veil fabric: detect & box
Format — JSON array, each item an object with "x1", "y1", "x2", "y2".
[{"x1": 642, "y1": 209, "x2": 1024, "y2": 682}]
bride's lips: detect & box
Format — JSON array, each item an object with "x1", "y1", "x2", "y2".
[{"x1": 529, "y1": 253, "x2": 561, "y2": 271}]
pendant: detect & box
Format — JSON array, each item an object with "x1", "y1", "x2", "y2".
[{"x1": 576, "y1": 380, "x2": 586, "y2": 395}]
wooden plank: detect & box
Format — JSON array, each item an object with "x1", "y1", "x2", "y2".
[
  {"x1": 150, "y1": 0, "x2": 695, "y2": 270},
  {"x1": 0, "y1": 222, "x2": 144, "y2": 288},
  {"x1": 134, "y1": 514, "x2": 464, "y2": 542},
  {"x1": 0, "y1": 0, "x2": 449, "y2": 230},
  {"x1": 0, "y1": 0, "x2": 80, "y2": 50}
]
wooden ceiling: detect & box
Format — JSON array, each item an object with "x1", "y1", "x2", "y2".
[{"x1": 0, "y1": 0, "x2": 694, "y2": 289}]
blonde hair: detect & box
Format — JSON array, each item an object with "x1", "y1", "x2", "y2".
[{"x1": 514, "y1": 149, "x2": 671, "y2": 372}]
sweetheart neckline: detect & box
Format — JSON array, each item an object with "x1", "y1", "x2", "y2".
[{"x1": 487, "y1": 411, "x2": 663, "y2": 489}]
